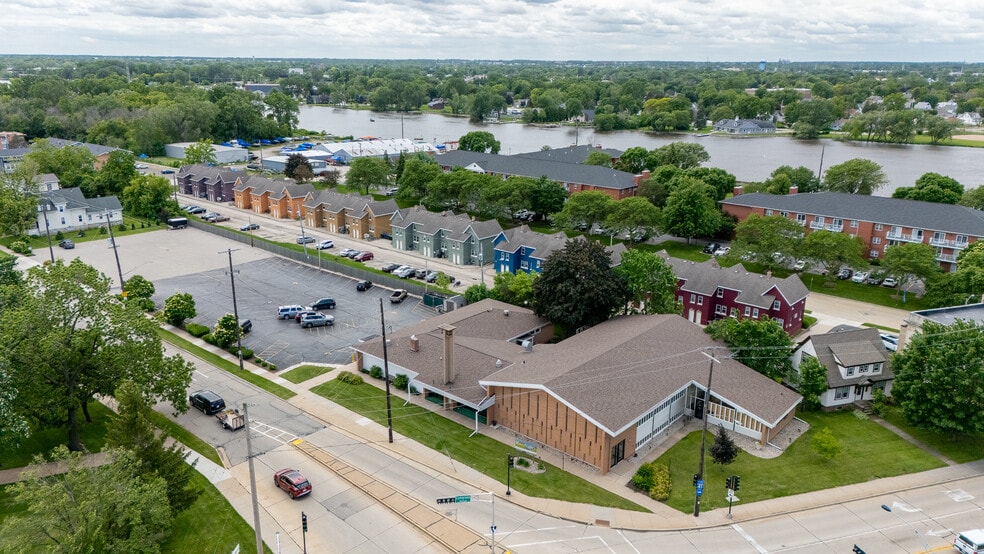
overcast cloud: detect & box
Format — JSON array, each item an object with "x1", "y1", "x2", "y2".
[{"x1": 2, "y1": 0, "x2": 981, "y2": 61}]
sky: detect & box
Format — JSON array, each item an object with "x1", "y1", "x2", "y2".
[{"x1": 2, "y1": 0, "x2": 983, "y2": 62}]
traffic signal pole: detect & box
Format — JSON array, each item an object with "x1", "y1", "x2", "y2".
[{"x1": 694, "y1": 351, "x2": 719, "y2": 517}]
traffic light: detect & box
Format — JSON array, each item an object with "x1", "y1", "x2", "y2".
[
  {"x1": 852, "y1": 545, "x2": 866, "y2": 554},
  {"x1": 302, "y1": 512, "x2": 308, "y2": 532},
  {"x1": 508, "y1": 455, "x2": 515, "y2": 467},
  {"x1": 726, "y1": 476, "x2": 733, "y2": 490},
  {"x1": 693, "y1": 473, "x2": 699, "y2": 487},
  {"x1": 733, "y1": 475, "x2": 741, "y2": 491}
]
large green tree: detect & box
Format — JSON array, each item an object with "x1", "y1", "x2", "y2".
[
  {"x1": 730, "y1": 214, "x2": 805, "y2": 270},
  {"x1": 345, "y1": 156, "x2": 391, "y2": 195},
  {"x1": 457, "y1": 131, "x2": 500, "y2": 154},
  {"x1": 526, "y1": 176, "x2": 567, "y2": 218},
  {"x1": 95, "y1": 149, "x2": 138, "y2": 197},
  {"x1": 0, "y1": 160, "x2": 41, "y2": 237},
  {"x1": 892, "y1": 172, "x2": 963, "y2": 204},
  {"x1": 615, "y1": 250, "x2": 680, "y2": 314},
  {"x1": 796, "y1": 356, "x2": 829, "y2": 412},
  {"x1": 284, "y1": 153, "x2": 314, "y2": 182},
  {"x1": 892, "y1": 319, "x2": 984, "y2": 434},
  {"x1": 801, "y1": 230, "x2": 866, "y2": 280},
  {"x1": 396, "y1": 156, "x2": 441, "y2": 203},
  {"x1": 24, "y1": 139, "x2": 97, "y2": 190},
  {"x1": 552, "y1": 190, "x2": 613, "y2": 231},
  {"x1": 604, "y1": 196, "x2": 662, "y2": 242},
  {"x1": 821, "y1": 158, "x2": 887, "y2": 195},
  {"x1": 182, "y1": 139, "x2": 217, "y2": 165},
  {"x1": 661, "y1": 177, "x2": 720, "y2": 243},
  {"x1": 650, "y1": 142, "x2": 709, "y2": 170},
  {"x1": 881, "y1": 242, "x2": 941, "y2": 302},
  {"x1": 532, "y1": 239, "x2": 629, "y2": 333},
  {"x1": 705, "y1": 317, "x2": 794, "y2": 382},
  {"x1": 263, "y1": 89, "x2": 299, "y2": 133},
  {"x1": 0, "y1": 259, "x2": 194, "y2": 451},
  {"x1": 121, "y1": 174, "x2": 178, "y2": 221}
]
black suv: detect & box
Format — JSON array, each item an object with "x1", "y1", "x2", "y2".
[
  {"x1": 311, "y1": 297, "x2": 336, "y2": 310},
  {"x1": 189, "y1": 390, "x2": 226, "y2": 415}
]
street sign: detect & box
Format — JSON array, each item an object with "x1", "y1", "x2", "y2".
[
  {"x1": 455, "y1": 495, "x2": 471, "y2": 503},
  {"x1": 696, "y1": 480, "x2": 704, "y2": 496},
  {"x1": 437, "y1": 495, "x2": 472, "y2": 505}
]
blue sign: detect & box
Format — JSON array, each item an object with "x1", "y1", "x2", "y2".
[{"x1": 696, "y1": 480, "x2": 705, "y2": 496}]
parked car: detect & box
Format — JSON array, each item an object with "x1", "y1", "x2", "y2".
[
  {"x1": 384, "y1": 187, "x2": 399, "y2": 196},
  {"x1": 425, "y1": 271, "x2": 440, "y2": 283},
  {"x1": 713, "y1": 246, "x2": 730, "y2": 257},
  {"x1": 380, "y1": 232, "x2": 392, "y2": 240},
  {"x1": 866, "y1": 273, "x2": 885, "y2": 285},
  {"x1": 160, "y1": 168, "x2": 175, "y2": 174},
  {"x1": 390, "y1": 289, "x2": 409, "y2": 303},
  {"x1": 239, "y1": 319, "x2": 252, "y2": 334},
  {"x1": 792, "y1": 259, "x2": 807, "y2": 271},
  {"x1": 414, "y1": 268, "x2": 429, "y2": 279},
  {"x1": 882, "y1": 277, "x2": 898, "y2": 288},
  {"x1": 837, "y1": 268, "x2": 854, "y2": 280},
  {"x1": 240, "y1": 223, "x2": 260, "y2": 231},
  {"x1": 880, "y1": 334, "x2": 899, "y2": 352},
  {"x1": 356, "y1": 280, "x2": 373, "y2": 291},
  {"x1": 201, "y1": 211, "x2": 220, "y2": 220},
  {"x1": 209, "y1": 214, "x2": 230, "y2": 222},
  {"x1": 57, "y1": 239, "x2": 75, "y2": 249},
  {"x1": 353, "y1": 251, "x2": 374, "y2": 262},
  {"x1": 188, "y1": 390, "x2": 226, "y2": 415},
  {"x1": 396, "y1": 267, "x2": 416, "y2": 278},
  {"x1": 851, "y1": 271, "x2": 869, "y2": 283},
  {"x1": 294, "y1": 309, "x2": 318, "y2": 323},
  {"x1": 300, "y1": 313, "x2": 334, "y2": 328},
  {"x1": 338, "y1": 248, "x2": 358, "y2": 258},
  {"x1": 311, "y1": 297, "x2": 336, "y2": 310},
  {"x1": 381, "y1": 263, "x2": 401, "y2": 273},
  {"x1": 296, "y1": 235, "x2": 316, "y2": 245},
  {"x1": 134, "y1": 163, "x2": 148, "y2": 169},
  {"x1": 273, "y1": 468, "x2": 312, "y2": 499},
  {"x1": 277, "y1": 305, "x2": 309, "y2": 319},
  {"x1": 702, "y1": 242, "x2": 720, "y2": 254},
  {"x1": 315, "y1": 239, "x2": 334, "y2": 250}
]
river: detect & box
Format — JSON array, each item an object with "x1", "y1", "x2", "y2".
[{"x1": 298, "y1": 106, "x2": 984, "y2": 194}]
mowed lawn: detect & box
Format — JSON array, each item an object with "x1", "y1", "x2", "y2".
[
  {"x1": 653, "y1": 411, "x2": 945, "y2": 513},
  {"x1": 311, "y1": 377, "x2": 648, "y2": 512}
]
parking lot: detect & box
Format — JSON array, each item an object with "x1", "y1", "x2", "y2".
[{"x1": 55, "y1": 228, "x2": 432, "y2": 368}]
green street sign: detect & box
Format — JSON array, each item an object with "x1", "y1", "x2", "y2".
[{"x1": 455, "y1": 495, "x2": 471, "y2": 503}]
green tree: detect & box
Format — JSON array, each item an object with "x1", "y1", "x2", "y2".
[
  {"x1": 162, "y1": 292, "x2": 197, "y2": 327},
  {"x1": 709, "y1": 428, "x2": 740, "y2": 465},
  {"x1": 96, "y1": 149, "x2": 137, "y2": 197},
  {"x1": 796, "y1": 356, "x2": 829, "y2": 412},
  {"x1": 263, "y1": 89, "x2": 299, "y2": 132},
  {"x1": 532, "y1": 238, "x2": 629, "y2": 334},
  {"x1": 822, "y1": 158, "x2": 887, "y2": 195},
  {"x1": 661, "y1": 178, "x2": 720, "y2": 243},
  {"x1": 730, "y1": 214, "x2": 804, "y2": 270},
  {"x1": 490, "y1": 271, "x2": 537, "y2": 306},
  {"x1": 0, "y1": 361, "x2": 29, "y2": 452},
  {"x1": 960, "y1": 186, "x2": 984, "y2": 210},
  {"x1": 892, "y1": 319, "x2": 984, "y2": 434},
  {"x1": 615, "y1": 250, "x2": 680, "y2": 315},
  {"x1": 764, "y1": 165, "x2": 820, "y2": 194},
  {"x1": 552, "y1": 191, "x2": 613, "y2": 231},
  {"x1": 811, "y1": 427, "x2": 841, "y2": 461},
  {"x1": 123, "y1": 274, "x2": 155, "y2": 300},
  {"x1": 583, "y1": 150, "x2": 612, "y2": 167},
  {"x1": 924, "y1": 114, "x2": 958, "y2": 145},
  {"x1": 345, "y1": 157, "x2": 391, "y2": 195},
  {"x1": 25, "y1": 139, "x2": 97, "y2": 190},
  {"x1": 464, "y1": 283, "x2": 493, "y2": 304},
  {"x1": 182, "y1": 139, "x2": 217, "y2": 165},
  {"x1": 106, "y1": 381, "x2": 200, "y2": 515},
  {"x1": 0, "y1": 447, "x2": 172, "y2": 553},
  {"x1": 526, "y1": 176, "x2": 567, "y2": 218},
  {"x1": 613, "y1": 146, "x2": 650, "y2": 174},
  {"x1": 458, "y1": 131, "x2": 501, "y2": 154},
  {"x1": 892, "y1": 172, "x2": 963, "y2": 204},
  {"x1": 705, "y1": 317, "x2": 793, "y2": 381},
  {"x1": 0, "y1": 161, "x2": 41, "y2": 237},
  {"x1": 396, "y1": 157, "x2": 442, "y2": 203},
  {"x1": 212, "y1": 313, "x2": 240, "y2": 348},
  {"x1": 284, "y1": 153, "x2": 313, "y2": 182},
  {"x1": 801, "y1": 230, "x2": 866, "y2": 280},
  {"x1": 604, "y1": 196, "x2": 661, "y2": 242},
  {"x1": 121, "y1": 175, "x2": 178, "y2": 221},
  {"x1": 650, "y1": 142, "x2": 709, "y2": 169},
  {"x1": 0, "y1": 260, "x2": 194, "y2": 452},
  {"x1": 881, "y1": 242, "x2": 941, "y2": 302}
]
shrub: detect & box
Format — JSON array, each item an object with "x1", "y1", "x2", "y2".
[
  {"x1": 240, "y1": 348, "x2": 253, "y2": 360},
  {"x1": 631, "y1": 462, "x2": 672, "y2": 501},
  {"x1": 118, "y1": 223, "x2": 127, "y2": 232},
  {"x1": 369, "y1": 365, "x2": 384, "y2": 379},
  {"x1": 393, "y1": 374, "x2": 409, "y2": 391},
  {"x1": 258, "y1": 360, "x2": 267, "y2": 368},
  {"x1": 185, "y1": 323, "x2": 210, "y2": 337},
  {"x1": 852, "y1": 409, "x2": 869, "y2": 421},
  {"x1": 812, "y1": 427, "x2": 841, "y2": 461},
  {"x1": 133, "y1": 298, "x2": 155, "y2": 312},
  {"x1": 202, "y1": 333, "x2": 216, "y2": 345},
  {"x1": 77, "y1": 230, "x2": 86, "y2": 237},
  {"x1": 359, "y1": 367, "x2": 370, "y2": 374},
  {"x1": 10, "y1": 241, "x2": 29, "y2": 255},
  {"x1": 337, "y1": 371, "x2": 364, "y2": 385},
  {"x1": 99, "y1": 226, "x2": 107, "y2": 235},
  {"x1": 268, "y1": 364, "x2": 277, "y2": 371},
  {"x1": 630, "y1": 463, "x2": 655, "y2": 492},
  {"x1": 516, "y1": 457, "x2": 530, "y2": 468},
  {"x1": 130, "y1": 223, "x2": 136, "y2": 230},
  {"x1": 55, "y1": 231, "x2": 65, "y2": 240}
]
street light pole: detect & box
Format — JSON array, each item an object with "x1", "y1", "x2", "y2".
[
  {"x1": 243, "y1": 403, "x2": 263, "y2": 554},
  {"x1": 105, "y1": 208, "x2": 125, "y2": 292},
  {"x1": 222, "y1": 248, "x2": 245, "y2": 372},
  {"x1": 881, "y1": 504, "x2": 929, "y2": 553},
  {"x1": 694, "y1": 350, "x2": 719, "y2": 517},
  {"x1": 379, "y1": 299, "x2": 394, "y2": 443}
]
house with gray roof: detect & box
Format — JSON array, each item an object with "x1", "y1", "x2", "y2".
[
  {"x1": 659, "y1": 251, "x2": 809, "y2": 336},
  {"x1": 353, "y1": 299, "x2": 802, "y2": 475},
  {"x1": 436, "y1": 149, "x2": 644, "y2": 201},
  {"x1": 177, "y1": 164, "x2": 243, "y2": 203},
  {"x1": 793, "y1": 326, "x2": 893, "y2": 409},
  {"x1": 494, "y1": 225, "x2": 626, "y2": 274},
  {"x1": 713, "y1": 118, "x2": 776, "y2": 134},
  {"x1": 720, "y1": 191, "x2": 984, "y2": 272},
  {"x1": 390, "y1": 205, "x2": 504, "y2": 266},
  {"x1": 513, "y1": 144, "x2": 622, "y2": 165},
  {"x1": 29, "y1": 175, "x2": 122, "y2": 237},
  {"x1": 302, "y1": 189, "x2": 399, "y2": 240}
]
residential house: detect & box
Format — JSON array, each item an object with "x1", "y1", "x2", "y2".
[
  {"x1": 658, "y1": 251, "x2": 809, "y2": 335},
  {"x1": 390, "y1": 206, "x2": 503, "y2": 266},
  {"x1": 353, "y1": 300, "x2": 802, "y2": 475},
  {"x1": 29, "y1": 174, "x2": 122, "y2": 237},
  {"x1": 0, "y1": 131, "x2": 27, "y2": 149},
  {"x1": 302, "y1": 189, "x2": 399, "y2": 240},
  {"x1": 0, "y1": 146, "x2": 29, "y2": 173},
  {"x1": 177, "y1": 164, "x2": 243, "y2": 203},
  {"x1": 44, "y1": 138, "x2": 121, "y2": 170},
  {"x1": 719, "y1": 191, "x2": 984, "y2": 272},
  {"x1": 494, "y1": 226, "x2": 627, "y2": 274},
  {"x1": 712, "y1": 118, "x2": 776, "y2": 134},
  {"x1": 244, "y1": 84, "x2": 281, "y2": 96},
  {"x1": 793, "y1": 326, "x2": 893, "y2": 409},
  {"x1": 233, "y1": 176, "x2": 314, "y2": 219},
  {"x1": 436, "y1": 149, "x2": 643, "y2": 201},
  {"x1": 513, "y1": 144, "x2": 622, "y2": 165}
]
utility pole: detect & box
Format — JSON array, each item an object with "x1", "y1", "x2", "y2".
[
  {"x1": 243, "y1": 403, "x2": 263, "y2": 554},
  {"x1": 105, "y1": 208, "x2": 125, "y2": 291},
  {"x1": 694, "y1": 350, "x2": 719, "y2": 517},
  {"x1": 379, "y1": 299, "x2": 394, "y2": 443},
  {"x1": 222, "y1": 248, "x2": 245, "y2": 372},
  {"x1": 40, "y1": 197, "x2": 54, "y2": 263}
]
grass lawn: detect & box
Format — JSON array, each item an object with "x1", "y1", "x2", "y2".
[
  {"x1": 0, "y1": 402, "x2": 114, "y2": 469},
  {"x1": 652, "y1": 411, "x2": 945, "y2": 513},
  {"x1": 280, "y1": 364, "x2": 334, "y2": 384},
  {"x1": 0, "y1": 215, "x2": 164, "y2": 251},
  {"x1": 799, "y1": 276, "x2": 933, "y2": 311},
  {"x1": 311, "y1": 378, "x2": 648, "y2": 512},
  {"x1": 159, "y1": 328, "x2": 296, "y2": 400},
  {"x1": 146, "y1": 410, "x2": 222, "y2": 466},
  {"x1": 880, "y1": 407, "x2": 984, "y2": 464}
]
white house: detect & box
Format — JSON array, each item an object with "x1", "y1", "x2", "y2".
[
  {"x1": 792, "y1": 326, "x2": 893, "y2": 409},
  {"x1": 29, "y1": 175, "x2": 123, "y2": 237}
]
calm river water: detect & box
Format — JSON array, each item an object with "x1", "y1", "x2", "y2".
[{"x1": 299, "y1": 106, "x2": 984, "y2": 194}]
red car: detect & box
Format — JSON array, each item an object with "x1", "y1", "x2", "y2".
[
  {"x1": 274, "y1": 468, "x2": 312, "y2": 499},
  {"x1": 353, "y1": 251, "x2": 374, "y2": 262}
]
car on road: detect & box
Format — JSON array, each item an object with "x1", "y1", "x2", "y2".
[
  {"x1": 239, "y1": 319, "x2": 252, "y2": 334},
  {"x1": 702, "y1": 242, "x2": 720, "y2": 254},
  {"x1": 160, "y1": 168, "x2": 175, "y2": 174},
  {"x1": 356, "y1": 280, "x2": 373, "y2": 291},
  {"x1": 380, "y1": 232, "x2": 392, "y2": 240},
  {"x1": 188, "y1": 390, "x2": 226, "y2": 415},
  {"x1": 880, "y1": 333, "x2": 899, "y2": 352},
  {"x1": 300, "y1": 313, "x2": 334, "y2": 328},
  {"x1": 353, "y1": 251, "x2": 374, "y2": 262},
  {"x1": 414, "y1": 268, "x2": 429, "y2": 279},
  {"x1": 57, "y1": 239, "x2": 75, "y2": 249},
  {"x1": 380, "y1": 263, "x2": 401, "y2": 273},
  {"x1": 315, "y1": 239, "x2": 334, "y2": 250},
  {"x1": 277, "y1": 305, "x2": 309, "y2": 319},
  {"x1": 338, "y1": 248, "x2": 358, "y2": 258},
  {"x1": 296, "y1": 235, "x2": 316, "y2": 244},
  {"x1": 390, "y1": 289, "x2": 408, "y2": 303},
  {"x1": 208, "y1": 214, "x2": 230, "y2": 222},
  {"x1": 240, "y1": 223, "x2": 260, "y2": 231},
  {"x1": 881, "y1": 277, "x2": 898, "y2": 288},
  {"x1": 865, "y1": 273, "x2": 885, "y2": 285},
  {"x1": 201, "y1": 211, "x2": 219, "y2": 220},
  {"x1": 187, "y1": 207, "x2": 207, "y2": 215},
  {"x1": 274, "y1": 468, "x2": 312, "y2": 499},
  {"x1": 311, "y1": 297, "x2": 336, "y2": 310},
  {"x1": 134, "y1": 163, "x2": 148, "y2": 169}
]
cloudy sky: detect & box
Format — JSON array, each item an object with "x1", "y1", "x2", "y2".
[{"x1": 2, "y1": 0, "x2": 982, "y2": 62}]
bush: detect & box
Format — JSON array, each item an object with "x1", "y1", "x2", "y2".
[
  {"x1": 369, "y1": 365, "x2": 384, "y2": 379},
  {"x1": 516, "y1": 457, "x2": 530, "y2": 468},
  {"x1": 118, "y1": 223, "x2": 127, "y2": 232},
  {"x1": 630, "y1": 462, "x2": 672, "y2": 501},
  {"x1": 631, "y1": 463, "x2": 655, "y2": 492},
  {"x1": 9, "y1": 241, "x2": 29, "y2": 255},
  {"x1": 99, "y1": 226, "x2": 107, "y2": 235},
  {"x1": 185, "y1": 323, "x2": 210, "y2": 337},
  {"x1": 268, "y1": 364, "x2": 277, "y2": 371},
  {"x1": 337, "y1": 371, "x2": 364, "y2": 385},
  {"x1": 240, "y1": 348, "x2": 253, "y2": 360},
  {"x1": 812, "y1": 427, "x2": 841, "y2": 461},
  {"x1": 202, "y1": 333, "x2": 216, "y2": 345},
  {"x1": 55, "y1": 231, "x2": 65, "y2": 240},
  {"x1": 393, "y1": 374, "x2": 409, "y2": 391},
  {"x1": 133, "y1": 297, "x2": 155, "y2": 312},
  {"x1": 130, "y1": 223, "x2": 136, "y2": 230},
  {"x1": 77, "y1": 230, "x2": 86, "y2": 237}
]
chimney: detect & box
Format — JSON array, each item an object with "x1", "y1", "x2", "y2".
[
  {"x1": 503, "y1": 309, "x2": 509, "y2": 317},
  {"x1": 733, "y1": 185, "x2": 743, "y2": 197},
  {"x1": 439, "y1": 324, "x2": 456, "y2": 384},
  {"x1": 766, "y1": 270, "x2": 773, "y2": 278},
  {"x1": 409, "y1": 334, "x2": 419, "y2": 352},
  {"x1": 788, "y1": 185, "x2": 798, "y2": 195}
]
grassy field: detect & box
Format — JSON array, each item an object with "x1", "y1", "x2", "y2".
[
  {"x1": 652, "y1": 411, "x2": 945, "y2": 513},
  {"x1": 159, "y1": 328, "x2": 296, "y2": 400},
  {"x1": 880, "y1": 407, "x2": 984, "y2": 464},
  {"x1": 0, "y1": 402, "x2": 114, "y2": 469},
  {"x1": 0, "y1": 215, "x2": 163, "y2": 251},
  {"x1": 311, "y1": 378, "x2": 649, "y2": 512},
  {"x1": 280, "y1": 364, "x2": 334, "y2": 384}
]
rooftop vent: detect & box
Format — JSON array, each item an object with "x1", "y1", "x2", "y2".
[
  {"x1": 522, "y1": 340, "x2": 533, "y2": 352},
  {"x1": 409, "y1": 335, "x2": 419, "y2": 352},
  {"x1": 503, "y1": 309, "x2": 509, "y2": 317}
]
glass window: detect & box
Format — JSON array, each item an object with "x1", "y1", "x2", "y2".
[
  {"x1": 715, "y1": 305, "x2": 727, "y2": 315},
  {"x1": 765, "y1": 209, "x2": 773, "y2": 216},
  {"x1": 752, "y1": 308, "x2": 759, "y2": 318},
  {"x1": 697, "y1": 296, "x2": 703, "y2": 306},
  {"x1": 744, "y1": 306, "x2": 750, "y2": 316},
  {"x1": 730, "y1": 307, "x2": 738, "y2": 317},
  {"x1": 834, "y1": 386, "x2": 851, "y2": 400},
  {"x1": 870, "y1": 250, "x2": 879, "y2": 257},
  {"x1": 874, "y1": 223, "x2": 883, "y2": 231},
  {"x1": 846, "y1": 366, "x2": 854, "y2": 376},
  {"x1": 773, "y1": 300, "x2": 780, "y2": 310},
  {"x1": 716, "y1": 288, "x2": 724, "y2": 298},
  {"x1": 689, "y1": 293, "x2": 696, "y2": 303},
  {"x1": 851, "y1": 220, "x2": 858, "y2": 228},
  {"x1": 873, "y1": 237, "x2": 881, "y2": 244}
]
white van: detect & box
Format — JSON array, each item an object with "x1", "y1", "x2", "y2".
[
  {"x1": 955, "y1": 529, "x2": 984, "y2": 554},
  {"x1": 167, "y1": 217, "x2": 188, "y2": 229}
]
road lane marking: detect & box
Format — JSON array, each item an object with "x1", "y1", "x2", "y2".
[
  {"x1": 507, "y1": 535, "x2": 615, "y2": 552},
  {"x1": 732, "y1": 524, "x2": 768, "y2": 554}
]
